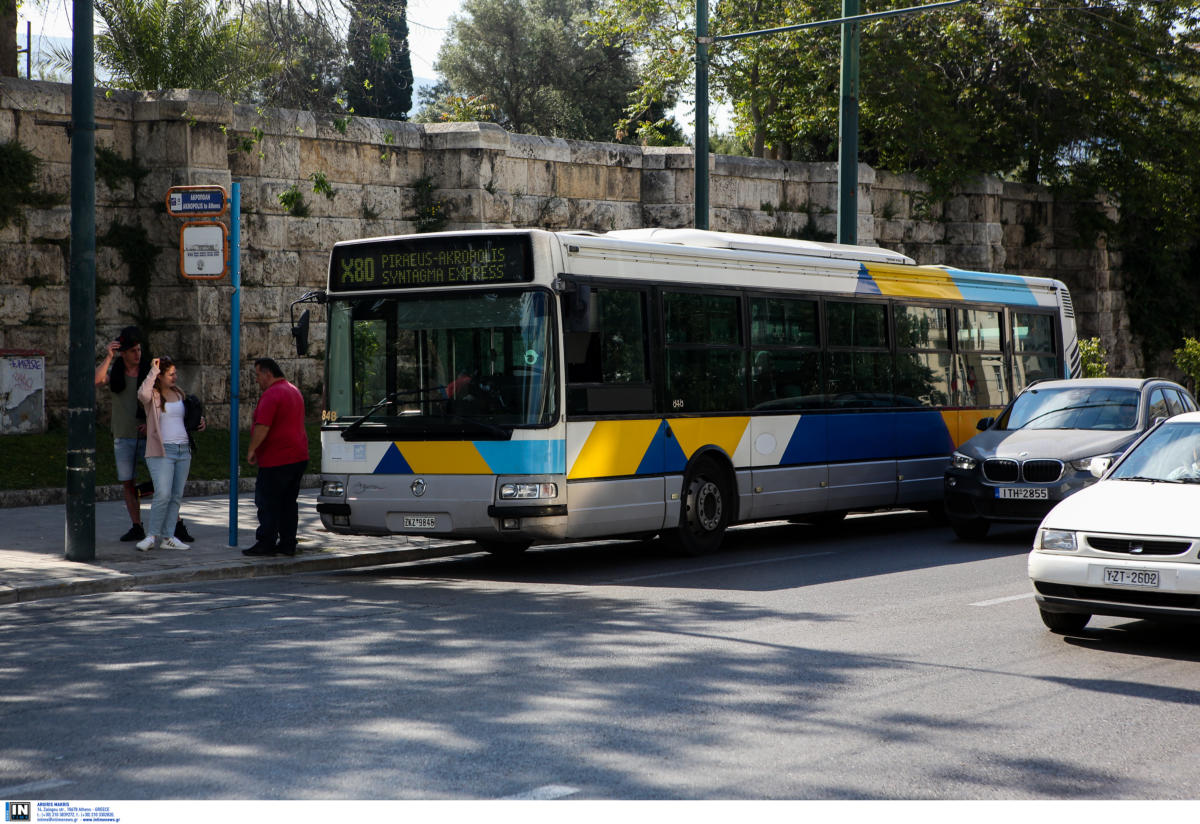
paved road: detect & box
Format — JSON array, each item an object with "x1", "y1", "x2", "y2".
[{"x1": 3, "y1": 511, "x2": 1198, "y2": 800}]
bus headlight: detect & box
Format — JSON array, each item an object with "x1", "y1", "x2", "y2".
[
  {"x1": 500, "y1": 482, "x2": 558, "y2": 500},
  {"x1": 322, "y1": 480, "x2": 345, "y2": 497}
]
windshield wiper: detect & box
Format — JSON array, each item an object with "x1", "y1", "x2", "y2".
[
  {"x1": 1116, "y1": 475, "x2": 1183, "y2": 483},
  {"x1": 339, "y1": 386, "x2": 446, "y2": 439}
]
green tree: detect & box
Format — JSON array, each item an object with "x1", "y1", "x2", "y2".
[
  {"x1": 1174, "y1": 338, "x2": 1200, "y2": 393},
  {"x1": 344, "y1": 0, "x2": 413, "y2": 120},
  {"x1": 1080, "y1": 338, "x2": 1109, "y2": 379},
  {"x1": 89, "y1": 0, "x2": 275, "y2": 96},
  {"x1": 594, "y1": 0, "x2": 1200, "y2": 358},
  {"x1": 248, "y1": 0, "x2": 347, "y2": 111},
  {"x1": 2, "y1": 0, "x2": 17, "y2": 77},
  {"x1": 433, "y1": 0, "x2": 654, "y2": 142}
]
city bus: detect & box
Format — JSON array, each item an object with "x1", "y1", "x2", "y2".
[{"x1": 301, "y1": 228, "x2": 1078, "y2": 556}]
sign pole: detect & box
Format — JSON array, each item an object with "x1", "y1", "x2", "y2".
[{"x1": 229, "y1": 182, "x2": 241, "y2": 547}]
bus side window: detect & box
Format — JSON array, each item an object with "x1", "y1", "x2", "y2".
[
  {"x1": 663, "y1": 292, "x2": 745, "y2": 412},
  {"x1": 566, "y1": 286, "x2": 652, "y2": 413}
]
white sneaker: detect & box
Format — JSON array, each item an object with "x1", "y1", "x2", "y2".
[
  {"x1": 161, "y1": 537, "x2": 190, "y2": 550},
  {"x1": 135, "y1": 535, "x2": 156, "y2": 552}
]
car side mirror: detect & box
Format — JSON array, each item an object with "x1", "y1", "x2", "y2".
[
  {"x1": 1089, "y1": 457, "x2": 1112, "y2": 478},
  {"x1": 291, "y1": 309, "x2": 310, "y2": 356},
  {"x1": 976, "y1": 416, "x2": 995, "y2": 431}
]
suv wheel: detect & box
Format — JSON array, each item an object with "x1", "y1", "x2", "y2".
[{"x1": 949, "y1": 515, "x2": 990, "y2": 540}]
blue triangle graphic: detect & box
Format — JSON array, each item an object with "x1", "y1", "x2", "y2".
[
  {"x1": 855, "y1": 264, "x2": 882, "y2": 295},
  {"x1": 374, "y1": 442, "x2": 413, "y2": 474},
  {"x1": 637, "y1": 419, "x2": 688, "y2": 475}
]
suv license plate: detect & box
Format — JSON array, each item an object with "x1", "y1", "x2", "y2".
[
  {"x1": 1103, "y1": 568, "x2": 1159, "y2": 588},
  {"x1": 996, "y1": 487, "x2": 1048, "y2": 500},
  {"x1": 403, "y1": 515, "x2": 437, "y2": 529}
]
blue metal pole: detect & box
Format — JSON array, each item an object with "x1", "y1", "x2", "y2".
[{"x1": 229, "y1": 182, "x2": 241, "y2": 547}]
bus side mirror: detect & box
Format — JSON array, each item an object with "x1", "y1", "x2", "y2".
[
  {"x1": 292, "y1": 309, "x2": 310, "y2": 356},
  {"x1": 976, "y1": 416, "x2": 995, "y2": 431},
  {"x1": 1089, "y1": 457, "x2": 1112, "y2": 479}
]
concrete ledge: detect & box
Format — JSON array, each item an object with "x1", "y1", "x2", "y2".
[{"x1": 0, "y1": 540, "x2": 475, "y2": 605}]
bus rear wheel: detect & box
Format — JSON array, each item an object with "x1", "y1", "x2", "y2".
[{"x1": 667, "y1": 456, "x2": 731, "y2": 556}]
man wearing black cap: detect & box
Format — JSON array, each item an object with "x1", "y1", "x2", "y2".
[{"x1": 95, "y1": 327, "x2": 194, "y2": 543}]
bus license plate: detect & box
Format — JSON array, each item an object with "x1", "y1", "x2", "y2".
[
  {"x1": 403, "y1": 515, "x2": 438, "y2": 529},
  {"x1": 1103, "y1": 568, "x2": 1159, "y2": 588},
  {"x1": 996, "y1": 487, "x2": 1048, "y2": 500}
]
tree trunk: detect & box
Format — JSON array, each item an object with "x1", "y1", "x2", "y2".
[{"x1": 1, "y1": 0, "x2": 18, "y2": 77}]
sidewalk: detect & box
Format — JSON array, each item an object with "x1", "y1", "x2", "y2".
[{"x1": 0, "y1": 489, "x2": 476, "y2": 606}]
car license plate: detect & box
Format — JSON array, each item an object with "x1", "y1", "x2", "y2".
[
  {"x1": 403, "y1": 515, "x2": 437, "y2": 529},
  {"x1": 996, "y1": 487, "x2": 1049, "y2": 500},
  {"x1": 1103, "y1": 567, "x2": 1159, "y2": 588}
]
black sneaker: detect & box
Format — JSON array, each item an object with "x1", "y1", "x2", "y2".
[
  {"x1": 242, "y1": 543, "x2": 276, "y2": 557},
  {"x1": 174, "y1": 521, "x2": 195, "y2": 543},
  {"x1": 120, "y1": 523, "x2": 145, "y2": 542},
  {"x1": 275, "y1": 543, "x2": 298, "y2": 556}
]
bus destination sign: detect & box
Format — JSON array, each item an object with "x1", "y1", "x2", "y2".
[{"x1": 329, "y1": 235, "x2": 533, "y2": 292}]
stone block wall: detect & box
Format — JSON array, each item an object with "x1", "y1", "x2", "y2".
[{"x1": 0, "y1": 79, "x2": 1137, "y2": 430}]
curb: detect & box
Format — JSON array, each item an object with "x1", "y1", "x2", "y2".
[
  {"x1": 0, "y1": 540, "x2": 477, "y2": 605},
  {"x1": 0, "y1": 476, "x2": 322, "y2": 509}
]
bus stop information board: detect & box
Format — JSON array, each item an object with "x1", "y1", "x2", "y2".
[
  {"x1": 329, "y1": 235, "x2": 533, "y2": 293},
  {"x1": 180, "y1": 221, "x2": 228, "y2": 278}
]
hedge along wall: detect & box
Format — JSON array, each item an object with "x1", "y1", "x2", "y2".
[{"x1": 0, "y1": 78, "x2": 1137, "y2": 430}]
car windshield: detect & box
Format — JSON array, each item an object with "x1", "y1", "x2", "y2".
[
  {"x1": 1111, "y1": 423, "x2": 1200, "y2": 482},
  {"x1": 996, "y1": 386, "x2": 1139, "y2": 431}
]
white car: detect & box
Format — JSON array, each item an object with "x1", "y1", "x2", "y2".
[{"x1": 1029, "y1": 411, "x2": 1200, "y2": 633}]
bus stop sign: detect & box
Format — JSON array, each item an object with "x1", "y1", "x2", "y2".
[{"x1": 166, "y1": 185, "x2": 227, "y2": 217}]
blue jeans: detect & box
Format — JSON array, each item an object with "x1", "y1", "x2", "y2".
[
  {"x1": 112, "y1": 437, "x2": 146, "y2": 482},
  {"x1": 145, "y1": 442, "x2": 191, "y2": 538}
]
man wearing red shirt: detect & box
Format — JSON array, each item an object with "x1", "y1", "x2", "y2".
[{"x1": 243, "y1": 358, "x2": 310, "y2": 556}]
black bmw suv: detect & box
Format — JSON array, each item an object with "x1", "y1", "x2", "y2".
[{"x1": 943, "y1": 377, "x2": 1197, "y2": 539}]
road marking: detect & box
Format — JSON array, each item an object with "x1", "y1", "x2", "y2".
[
  {"x1": 611, "y1": 552, "x2": 835, "y2": 583},
  {"x1": 0, "y1": 779, "x2": 73, "y2": 795},
  {"x1": 500, "y1": 785, "x2": 579, "y2": 800},
  {"x1": 971, "y1": 592, "x2": 1035, "y2": 607}
]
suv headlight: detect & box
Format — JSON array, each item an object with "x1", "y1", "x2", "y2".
[
  {"x1": 1069, "y1": 453, "x2": 1119, "y2": 472},
  {"x1": 1037, "y1": 529, "x2": 1078, "y2": 551},
  {"x1": 952, "y1": 452, "x2": 977, "y2": 471},
  {"x1": 499, "y1": 482, "x2": 558, "y2": 500}
]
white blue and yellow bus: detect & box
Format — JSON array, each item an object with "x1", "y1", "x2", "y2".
[{"x1": 304, "y1": 228, "x2": 1078, "y2": 555}]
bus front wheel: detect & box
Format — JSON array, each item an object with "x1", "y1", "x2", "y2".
[{"x1": 667, "y1": 456, "x2": 731, "y2": 556}]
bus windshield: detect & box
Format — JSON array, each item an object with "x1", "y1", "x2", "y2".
[{"x1": 326, "y1": 289, "x2": 557, "y2": 435}]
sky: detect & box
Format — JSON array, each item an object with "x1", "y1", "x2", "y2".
[
  {"x1": 17, "y1": 0, "x2": 717, "y2": 133},
  {"x1": 20, "y1": 0, "x2": 459, "y2": 81}
]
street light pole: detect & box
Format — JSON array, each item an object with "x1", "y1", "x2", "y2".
[
  {"x1": 692, "y1": 0, "x2": 966, "y2": 239},
  {"x1": 838, "y1": 0, "x2": 860, "y2": 244},
  {"x1": 65, "y1": 0, "x2": 97, "y2": 562},
  {"x1": 695, "y1": 0, "x2": 710, "y2": 230}
]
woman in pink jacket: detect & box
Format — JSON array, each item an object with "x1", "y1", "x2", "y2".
[{"x1": 136, "y1": 356, "x2": 205, "y2": 551}]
